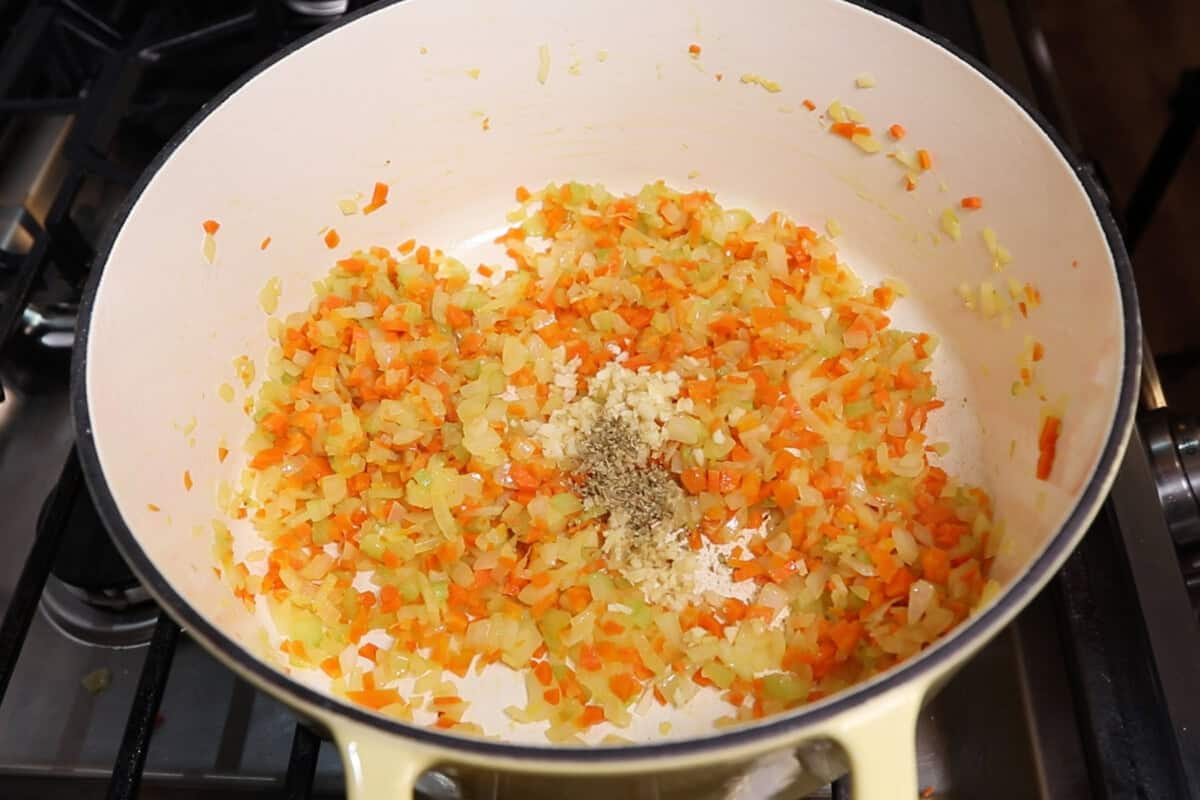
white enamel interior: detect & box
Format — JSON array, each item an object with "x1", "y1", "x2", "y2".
[{"x1": 83, "y1": 0, "x2": 1124, "y2": 751}]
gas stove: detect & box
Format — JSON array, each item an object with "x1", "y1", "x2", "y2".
[{"x1": 2, "y1": 2, "x2": 1199, "y2": 799}]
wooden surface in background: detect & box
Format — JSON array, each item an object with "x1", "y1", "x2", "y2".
[{"x1": 1032, "y1": 0, "x2": 1200, "y2": 368}]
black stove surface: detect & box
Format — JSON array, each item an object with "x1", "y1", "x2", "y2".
[{"x1": 2, "y1": 2, "x2": 1197, "y2": 799}]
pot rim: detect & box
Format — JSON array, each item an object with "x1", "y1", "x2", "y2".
[{"x1": 71, "y1": 0, "x2": 1141, "y2": 765}]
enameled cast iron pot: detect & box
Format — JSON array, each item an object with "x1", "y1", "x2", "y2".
[{"x1": 73, "y1": 1, "x2": 1139, "y2": 797}]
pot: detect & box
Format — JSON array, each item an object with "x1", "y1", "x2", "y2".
[{"x1": 73, "y1": 0, "x2": 1139, "y2": 797}]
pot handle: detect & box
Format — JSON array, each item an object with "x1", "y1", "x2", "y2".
[
  {"x1": 829, "y1": 683, "x2": 923, "y2": 800},
  {"x1": 332, "y1": 717, "x2": 437, "y2": 800}
]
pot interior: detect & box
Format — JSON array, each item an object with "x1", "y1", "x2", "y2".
[{"x1": 81, "y1": 0, "x2": 1127, "y2": 746}]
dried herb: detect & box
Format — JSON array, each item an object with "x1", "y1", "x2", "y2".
[{"x1": 577, "y1": 415, "x2": 678, "y2": 534}]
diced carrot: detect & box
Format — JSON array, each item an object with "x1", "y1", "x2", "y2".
[
  {"x1": 578, "y1": 705, "x2": 606, "y2": 727},
  {"x1": 1037, "y1": 415, "x2": 1061, "y2": 481},
  {"x1": 681, "y1": 468, "x2": 706, "y2": 494},
  {"x1": 921, "y1": 547, "x2": 950, "y2": 583},
  {"x1": 610, "y1": 672, "x2": 640, "y2": 702},
  {"x1": 960, "y1": 196, "x2": 983, "y2": 210},
  {"x1": 323, "y1": 229, "x2": 340, "y2": 248},
  {"x1": 888, "y1": 124, "x2": 906, "y2": 140},
  {"x1": 533, "y1": 661, "x2": 553, "y2": 686},
  {"x1": 751, "y1": 306, "x2": 784, "y2": 329},
  {"x1": 445, "y1": 305, "x2": 472, "y2": 328},
  {"x1": 917, "y1": 149, "x2": 933, "y2": 170},
  {"x1": 202, "y1": 219, "x2": 220, "y2": 235},
  {"x1": 688, "y1": 43, "x2": 702, "y2": 56},
  {"x1": 345, "y1": 688, "x2": 403, "y2": 709},
  {"x1": 578, "y1": 644, "x2": 603, "y2": 672},
  {"x1": 362, "y1": 181, "x2": 389, "y2": 214},
  {"x1": 829, "y1": 620, "x2": 862, "y2": 656},
  {"x1": 259, "y1": 236, "x2": 271, "y2": 250},
  {"x1": 802, "y1": 99, "x2": 816, "y2": 111}
]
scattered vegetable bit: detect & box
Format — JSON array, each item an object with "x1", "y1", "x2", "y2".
[
  {"x1": 81, "y1": 668, "x2": 112, "y2": 695},
  {"x1": 739, "y1": 73, "x2": 781, "y2": 93},
  {"x1": 940, "y1": 208, "x2": 961, "y2": 241},
  {"x1": 855, "y1": 73, "x2": 877, "y2": 89},
  {"x1": 201, "y1": 235, "x2": 216, "y2": 265},
  {"x1": 1037, "y1": 415, "x2": 1061, "y2": 480},
  {"x1": 183, "y1": 470, "x2": 193, "y2": 491},
  {"x1": 218, "y1": 382, "x2": 235, "y2": 403},
  {"x1": 465, "y1": 68, "x2": 480, "y2": 79},
  {"x1": 802, "y1": 99, "x2": 816, "y2": 111},
  {"x1": 146, "y1": 503, "x2": 160, "y2": 512},
  {"x1": 852, "y1": 132, "x2": 882, "y2": 154},
  {"x1": 688, "y1": 44, "x2": 702, "y2": 58},
  {"x1": 960, "y1": 196, "x2": 983, "y2": 210},
  {"x1": 537, "y1": 44, "x2": 551, "y2": 84},
  {"x1": 202, "y1": 219, "x2": 220, "y2": 235},
  {"x1": 917, "y1": 149, "x2": 933, "y2": 170},
  {"x1": 324, "y1": 229, "x2": 340, "y2": 249},
  {"x1": 260, "y1": 236, "x2": 272, "y2": 251},
  {"x1": 904, "y1": 174, "x2": 918, "y2": 192},
  {"x1": 362, "y1": 182, "x2": 389, "y2": 215},
  {"x1": 982, "y1": 227, "x2": 1013, "y2": 271},
  {"x1": 259, "y1": 276, "x2": 282, "y2": 314}
]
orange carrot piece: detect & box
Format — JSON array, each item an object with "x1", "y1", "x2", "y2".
[
  {"x1": 609, "y1": 673, "x2": 639, "y2": 702},
  {"x1": 921, "y1": 547, "x2": 950, "y2": 583},
  {"x1": 917, "y1": 149, "x2": 933, "y2": 170},
  {"x1": 888, "y1": 124, "x2": 906, "y2": 140},
  {"x1": 259, "y1": 236, "x2": 271, "y2": 250},
  {"x1": 323, "y1": 229, "x2": 340, "y2": 249},
  {"x1": 578, "y1": 705, "x2": 606, "y2": 727},
  {"x1": 345, "y1": 688, "x2": 403, "y2": 709},
  {"x1": 362, "y1": 181, "x2": 389, "y2": 214},
  {"x1": 960, "y1": 196, "x2": 983, "y2": 210},
  {"x1": 202, "y1": 219, "x2": 220, "y2": 235},
  {"x1": 1037, "y1": 415, "x2": 1061, "y2": 481}
]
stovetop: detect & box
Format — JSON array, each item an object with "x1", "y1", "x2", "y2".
[{"x1": 2, "y1": 2, "x2": 1200, "y2": 799}]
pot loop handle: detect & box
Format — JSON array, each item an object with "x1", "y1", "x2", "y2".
[
  {"x1": 333, "y1": 717, "x2": 437, "y2": 800},
  {"x1": 830, "y1": 684, "x2": 923, "y2": 800}
]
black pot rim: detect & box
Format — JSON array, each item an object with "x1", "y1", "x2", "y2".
[{"x1": 71, "y1": 0, "x2": 1141, "y2": 765}]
